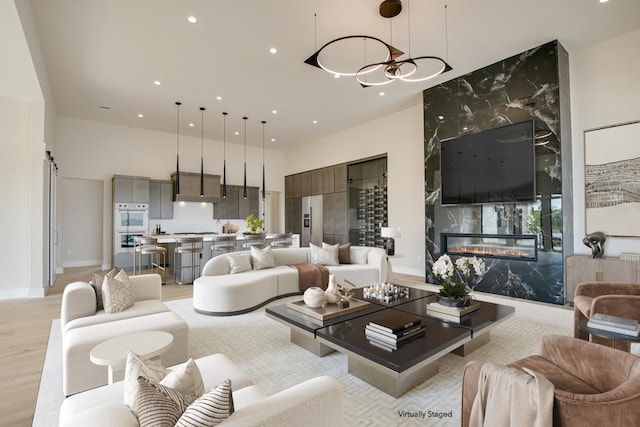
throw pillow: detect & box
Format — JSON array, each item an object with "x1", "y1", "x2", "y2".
[
  {"x1": 124, "y1": 351, "x2": 170, "y2": 416},
  {"x1": 176, "y1": 379, "x2": 234, "y2": 427},
  {"x1": 350, "y1": 246, "x2": 371, "y2": 265},
  {"x1": 160, "y1": 358, "x2": 206, "y2": 398},
  {"x1": 310, "y1": 242, "x2": 339, "y2": 266},
  {"x1": 102, "y1": 269, "x2": 135, "y2": 314},
  {"x1": 136, "y1": 377, "x2": 197, "y2": 427},
  {"x1": 91, "y1": 268, "x2": 117, "y2": 310},
  {"x1": 227, "y1": 252, "x2": 252, "y2": 274},
  {"x1": 250, "y1": 245, "x2": 276, "y2": 270},
  {"x1": 324, "y1": 242, "x2": 351, "y2": 264}
]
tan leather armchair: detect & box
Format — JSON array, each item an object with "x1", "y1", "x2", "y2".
[
  {"x1": 462, "y1": 335, "x2": 640, "y2": 427},
  {"x1": 574, "y1": 281, "x2": 640, "y2": 351}
]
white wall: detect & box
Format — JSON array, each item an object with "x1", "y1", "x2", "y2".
[
  {"x1": 56, "y1": 116, "x2": 285, "y2": 269},
  {"x1": 285, "y1": 104, "x2": 426, "y2": 276},
  {"x1": 61, "y1": 178, "x2": 103, "y2": 267},
  {"x1": 570, "y1": 28, "x2": 640, "y2": 256}
]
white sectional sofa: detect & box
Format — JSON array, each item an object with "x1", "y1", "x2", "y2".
[
  {"x1": 61, "y1": 273, "x2": 189, "y2": 396},
  {"x1": 59, "y1": 353, "x2": 344, "y2": 427},
  {"x1": 194, "y1": 246, "x2": 390, "y2": 315}
]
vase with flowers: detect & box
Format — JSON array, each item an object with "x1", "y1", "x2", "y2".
[{"x1": 432, "y1": 254, "x2": 486, "y2": 307}]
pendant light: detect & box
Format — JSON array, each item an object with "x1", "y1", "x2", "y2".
[
  {"x1": 175, "y1": 101, "x2": 182, "y2": 195},
  {"x1": 261, "y1": 120, "x2": 267, "y2": 201},
  {"x1": 199, "y1": 107, "x2": 206, "y2": 197},
  {"x1": 222, "y1": 112, "x2": 228, "y2": 198},
  {"x1": 242, "y1": 117, "x2": 248, "y2": 199}
]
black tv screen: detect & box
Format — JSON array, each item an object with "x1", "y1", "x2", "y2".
[{"x1": 440, "y1": 120, "x2": 536, "y2": 205}]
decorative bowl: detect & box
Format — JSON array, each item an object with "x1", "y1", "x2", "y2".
[{"x1": 303, "y1": 287, "x2": 326, "y2": 308}]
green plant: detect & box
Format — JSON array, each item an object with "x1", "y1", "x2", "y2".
[
  {"x1": 432, "y1": 254, "x2": 486, "y2": 298},
  {"x1": 246, "y1": 214, "x2": 264, "y2": 234}
]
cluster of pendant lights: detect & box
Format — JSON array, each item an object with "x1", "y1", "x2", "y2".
[{"x1": 174, "y1": 101, "x2": 267, "y2": 201}]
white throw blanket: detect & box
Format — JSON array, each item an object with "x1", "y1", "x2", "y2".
[{"x1": 470, "y1": 362, "x2": 554, "y2": 427}]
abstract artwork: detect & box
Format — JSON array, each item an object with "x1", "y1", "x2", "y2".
[{"x1": 584, "y1": 120, "x2": 640, "y2": 237}]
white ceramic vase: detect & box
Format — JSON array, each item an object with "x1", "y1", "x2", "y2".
[
  {"x1": 303, "y1": 287, "x2": 326, "y2": 308},
  {"x1": 325, "y1": 275, "x2": 340, "y2": 304}
]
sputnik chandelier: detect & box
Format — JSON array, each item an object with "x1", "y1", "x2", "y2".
[{"x1": 305, "y1": 0, "x2": 452, "y2": 88}]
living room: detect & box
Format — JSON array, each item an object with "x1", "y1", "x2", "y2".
[{"x1": 2, "y1": 0, "x2": 640, "y2": 426}]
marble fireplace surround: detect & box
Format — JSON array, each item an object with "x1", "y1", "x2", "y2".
[{"x1": 423, "y1": 40, "x2": 573, "y2": 305}]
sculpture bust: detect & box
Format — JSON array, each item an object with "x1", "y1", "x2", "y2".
[{"x1": 583, "y1": 231, "x2": 606, "y2": 258}]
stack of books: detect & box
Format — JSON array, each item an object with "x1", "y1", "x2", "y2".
[
  {"x1": 365, "y1": 312, "x2": 425, "y2": 351},
  {"x1": 587, "y1": 313, "x2": 640, "y2": 337},
  {"x1": 426, "y1": 301, "x2": 480, "y2": 322}
]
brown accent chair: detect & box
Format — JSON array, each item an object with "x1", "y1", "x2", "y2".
[
  {"x1": 574, "y1": 281, "x2": 640, "y2": 352},
  {"x1": 462, "y1": 335, "x2": 640, "y2": 427}
]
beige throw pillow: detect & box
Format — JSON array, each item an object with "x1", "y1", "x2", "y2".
[
  {"x1": 102, "y1": 269, "x2": 135, "y2": 314},
  {"x1": 91, "y1": 268, "x2": 117, "y2": 310},
  {"x1": 227, "y1": 252, "x2": 252, "y2": 274},
  {"x1": 124, "y1": 352, "x2": 170, "y2": 416},
  {"x1": 176, "y1": 380, "x2": 234, "y2": 427},
  {"x1": 160, "y1": 358, "x2": 206, "y2": 398},
  {"x1": 324, "y1": 242, "x2": 351, "y2": 264},
  {"x1": 250, "y1": 245, "x2": 276, "y2": 270},
  {"x1": 310, "y1": 242, "x2": 339, "y2": 266}
]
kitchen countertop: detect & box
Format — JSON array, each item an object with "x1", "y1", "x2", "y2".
[{"x1": 152, "y1": 233, "x2": 247, "y2": 243}]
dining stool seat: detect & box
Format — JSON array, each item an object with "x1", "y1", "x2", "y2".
[
  {"x1": 133, "y1": 237, "x2": 167, "y2": 284},
  {"x1": 173, "y1": 237, "x2": 203, "y2": 285},
  {"x1": 210, "y1": 234, "x2": 237, "y2": 256}
]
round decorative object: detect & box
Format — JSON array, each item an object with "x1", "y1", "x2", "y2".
[
  {"x1": 325, "y1": 275, "x2": 340, "y2": 304},
  {"x1": 437, "y1": 293, "x2": 471, "y2": 308},
  {"x1": 303, "y1": 287, "x2": 326, "y2": 308}
]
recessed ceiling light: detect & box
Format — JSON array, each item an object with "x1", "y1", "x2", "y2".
[
  {"x1": 216, "y1": 96, "x2": 222, "y2": 101},
  {"x1": 334, "y1": 74, "x2": 340, "y2": 79},
  {"x1": 437, "y1": 115, "x2": 445, "y2": 120},
  {"x1": 599, "y1": 0, "x2": 609, "y2": 3},
  {"x1": 272, "y1": 110, "x2": 277, "y2": 114},
  {"x1": 379, "y1": 92, "x2": 385, "y2": 96},
  {"x1": 271, "y1": 138, "x2": 276, "y2": 142},
  {"x1": 234, "y1": 131, "x2": 240, "y2": 135},
  {"x1": 99, "y1": 105, "x2": 111, "y2": 110},
  {"x1": 153, "y1": 80, "x2": 161, "y2": 86},
  {"x1": 188, "y1": 16, "x2": 197, "y2": 23},
  {"x1": 269, "y1": 47, "x2": 277, "y2": 54},
  {"x1": 137, "y1": 113, "x2": 144, "y2": 118},
  {"x1": 312, "y1": 120, "x2": 318, "y2": 124},
  {"x1": 189, "y1": 123, "x2": 195, "y2": 127}
]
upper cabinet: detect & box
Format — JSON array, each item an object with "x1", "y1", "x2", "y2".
[
  {"x1": 216, "y1": 185, "x2": 259, "y2": 219},
  {"x1": 113, "y1": 175, "x2": 150, "y2": 203},
  {"x1": 170, "y1": 172, "x2": 221, "y2": 203},
  {"x1": 149, "y1": 180, "x2": 173, "y2": 219},
  {"x1": 334, "y1": 163, "x2": 347, "y2": 192}
]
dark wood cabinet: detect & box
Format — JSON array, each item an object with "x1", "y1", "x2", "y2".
[
  {"x1": 291, "y1": 173, "x2": 302, "y2": 198},
  {"x1": 216, "y1": 185, "x2": 259, "y2": 219},
  {"x1": 334, "y1": 163, "x2": 347, "y2": 192},
  {"x1": 323, "y1": 193, "x2": 335, "y2": 236},
  {"x1": 322, "y1": 166, "x2": 335, "y2": 194},
  {"x1": 239, "y1": 187, "x2": 259, "y2": 218},
  {"x1": 301, "y1": 171, "x2": 312, "y2": 196},
  {"x1": 312, "y1": 169, "x2": 323, "y2": 195},
  {"x1": 285, "y1": 197, "x2": 302, "y2": 234},
  {"x1": 334, "y1": 191, "x2": 347, "y2": 236}
]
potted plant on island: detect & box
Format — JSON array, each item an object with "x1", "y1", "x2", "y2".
[
  {"x1": 244, "y1": 213, "x2": 264, "y2": 235},
  {"x1": 432, "y1": 254, "x2": 486, "y2": 307}
]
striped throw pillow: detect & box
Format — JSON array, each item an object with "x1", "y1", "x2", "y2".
[
  {"x1": 136, "y1": 377, "x2": 197, "y2": 427},
  {"x1": 176, "y1": 379, "x2": 234, "y2": 427}
]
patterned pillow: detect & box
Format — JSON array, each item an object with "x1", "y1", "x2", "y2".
[
  {"x1": 176, "y1": 380, "x2": 234, "y2": 427},
  {"x1": 136, "y1": 377, "x2": 197, "y2": 427},
  {"x1": 324, "y1": 242, "x2": 351, "y2": 264},
  {"x1": 227, "y1": 252, "x2": 252, "y2": 274},
  {"x1": 91, "y1": 268, "x2": 117, "y2": 310},
  {"x1": 124, "y1": 352, "x2": 170, "y2": 416},
  {"x1": 160, "y1": 358, "x2": 206, "y2": 398},
  {"x1": 101, "y1": 269, "x2": 135, "y2": 314},
  {"x1": 250, "y1": 245, "x2": 276, "y2": 270},
  {"x1": 310, "y1": 243, "x2": 339, "y2": 266}
]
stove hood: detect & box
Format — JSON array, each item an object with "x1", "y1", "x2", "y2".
[{"x1": 171, "y1": 172, "x2": 221, "y2": 203}]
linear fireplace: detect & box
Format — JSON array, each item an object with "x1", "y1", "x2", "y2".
[{"x1": 440, "y1": 233, "x2": 538, "y2": 262}]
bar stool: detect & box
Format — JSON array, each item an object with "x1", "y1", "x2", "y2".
[
  {"x1": 210, "y1": 234, "x2": 237, "y2": 257},
  {"x1": 241, "y1": 233, "x2": 266, "y2": 250},
  {"x1": 266, "y1": 233, "x2": 292, "y2": 248},
  {"x1": 173, "y1": 236, "x2": 203, "y2": 285},
  {"x1": 133, "y1": 236, "x2": 167, "y2": 284}
]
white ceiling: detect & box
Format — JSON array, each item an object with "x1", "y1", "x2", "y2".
[{"x1": 29, "y1": 0, "x2": 640, "y2": 148}]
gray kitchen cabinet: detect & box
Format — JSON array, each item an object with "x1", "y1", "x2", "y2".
[
  {"x1": 216, "y1": 185, "x2": 259, "y2": 219},
  {"x1": 285, "y1": 196, "x2": 302, "y2": 235},
  {"x1": 334, "y1": 163, "x2": 347, "y2": 192},
  {"x1": 301, "y1": 171, "x2": 312, "y2": 196},
  {"x1": 171, "y1": 172, "x2": 220, "y2": 203},
  {"x1": 113, "y1": 175, "x2": 150, "y2": 202},
  {"x1": 217, "y1": 185, "x2": 239, "y2": 219},
  {"x1": 312, "y1": 169, "x2": 323, "y2": 195},
  {"x1": 323, "y1": 193, "x2": 335, "y2": 235},
  {"x1": 291, "y1": 173, "x2": 302, "y2": 198},
  {"x1": 239, "y1": 186, "x2": 259, "y2": 219},
  {"x1": 334, "y1": 191, "x2": 348, "y2": 236},
  {"x1": 285, "y1": 175, "x2": 293, "y2": 198},
  {"x1": 149, "y1": 180, "x2": 173, "y2": 219},
  {"x1": 322, "y1": 166, "x2": 335, "y2": 194}
]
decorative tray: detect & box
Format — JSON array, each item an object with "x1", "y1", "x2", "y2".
[{"x1": 286, "y1": 299, "x2": 371, "y2": 321}]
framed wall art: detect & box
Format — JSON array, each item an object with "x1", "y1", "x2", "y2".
[{"x1": 584, "y1": 119, "x2": 640, "y2": 238}]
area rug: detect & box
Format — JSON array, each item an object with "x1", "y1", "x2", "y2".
[{"x1": 34, "y1": 286, "x2": 575, "y2": 426}]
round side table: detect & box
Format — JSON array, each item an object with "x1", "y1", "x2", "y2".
[
  {"x1": 577, "y1": 319, "x2": 640, "y2": 351},
  {"x1": 90, "y1": 331, "x2": 174, "y2": 384}
]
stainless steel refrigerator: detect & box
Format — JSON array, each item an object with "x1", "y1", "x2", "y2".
[{"x1": 301, "y1": 195, "x2": 323, "y2": 247}]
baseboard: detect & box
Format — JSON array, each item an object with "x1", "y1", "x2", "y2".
[
  {"x1": 56, "y1": 267, "x2": 64, "y2": 275},
  {"x1": 0, "y1": 288, "x2": 29, "y2": 300},
  {"x1": 392, "y1": 266, "x2": 425, "y2": 277},
  {"x1": 62, "y1": 260, "x2": 102, "y2": 268}
]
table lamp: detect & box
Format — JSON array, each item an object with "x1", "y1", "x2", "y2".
[{"x1": 380, "y1": 227, "x2": 401, "y2": 256}]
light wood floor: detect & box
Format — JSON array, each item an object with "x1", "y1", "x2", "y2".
[{"x1": 0, "y1": 265, "x2": 424, "y2": 426}]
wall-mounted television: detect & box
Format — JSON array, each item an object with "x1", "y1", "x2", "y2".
[{"x1": 440, "y1": 120, "x2": 536, "y2": 205}]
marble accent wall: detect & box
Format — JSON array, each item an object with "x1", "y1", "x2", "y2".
[{"x1": 423, "y1": 40, "x2": 572, "y2": 305}]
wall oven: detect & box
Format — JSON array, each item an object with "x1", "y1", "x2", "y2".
[
  {"x1": 114, "y1": 202, "x2": 149, "y2": 231},
  {"x1": 115, "y1": 231, "x2": 145, "y2": 252}
]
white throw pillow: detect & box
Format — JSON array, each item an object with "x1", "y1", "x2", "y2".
[
  {"x1": 176, "y1": 379, "x2": 234, "y2": 427},
  {"x1": 160, "y1": 358, "x2": 206, "y2": 398},
  {"x1": 250, "y1": 245, "x2": 276, "y2": 270},
  {"x1": 102, "y1": 269, "x2": 134, "y2": 314},
  {"x1": 310, "y1": 242, "x2": 339, "y2": 266},
  {"x1": 227, "y1": 252, "x2": 252, "y2": 274},
  {"x1": 124, "y1": 352, "x2": 170, "y2": 416},
  {"x1": 350, "y1": 246, "x2": 372, "y2": 265},
  {"x1": 324, "y1": 242, "x2": 351, "y2": 264},
  {"x1": 91, "y1": 268, "x2": 117, "y2": 311}
]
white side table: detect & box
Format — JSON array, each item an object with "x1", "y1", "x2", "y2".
[{"x1": 90, "y1": 331, "x2": 174, "y2": 384}]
